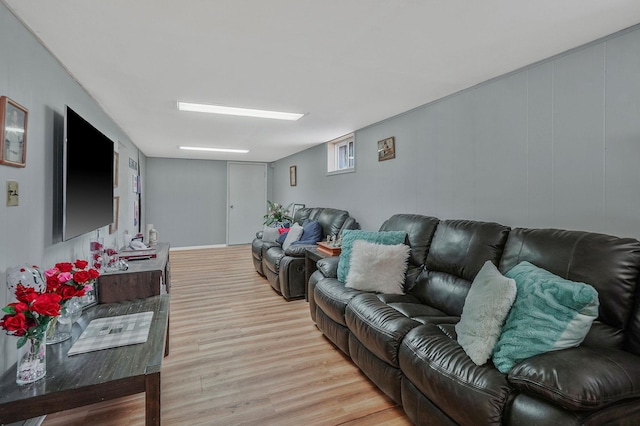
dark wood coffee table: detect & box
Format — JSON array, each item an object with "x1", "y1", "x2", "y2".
[{"x1": 0, "y1": 295, "x2": 170, "y2": 425}]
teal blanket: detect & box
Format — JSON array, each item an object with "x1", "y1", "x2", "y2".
[{"x1": 492, "y1": 261, "x2": 599, "y2": 373}]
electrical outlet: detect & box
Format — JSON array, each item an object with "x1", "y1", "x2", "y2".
[{"x1": 7, "y1": 180, "x2": 19, "y2": 206}]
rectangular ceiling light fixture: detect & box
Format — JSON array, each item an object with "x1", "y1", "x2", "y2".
[
  {"x1": 179, "y1": 146, "x2": 249, "y2": 154},
  {"x1": 177, "y1": 101, "x2": 304, "y2": 121}
]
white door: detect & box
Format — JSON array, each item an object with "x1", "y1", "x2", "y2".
[{"x1": 227, "y1": 162, "x2": 267, "y2": 245}]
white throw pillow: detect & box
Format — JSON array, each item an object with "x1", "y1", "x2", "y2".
[
  {"x1": 282, "y1": 223, "x2": 304, "y2": 250},
  {"x1": 262, "y1": 226, "x2": 280, "y2": 243},
  {"x1": 455, "y1": 260, "x2": 517, "y2": 366},
  {"x1": 345, "y1": 240, "x2": 410, "y2": 295}
]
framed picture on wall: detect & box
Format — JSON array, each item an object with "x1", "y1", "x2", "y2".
[
  {"x1": 377, "y1": 136, "x2": 395, "y2": 162},
  {"x1": 290, "y1": 165, "x2": 297, "y2": 186},
  {"x1": 0, "y1": 96, "x2": 28, "y2": 167},
  {"x1": 113, "y1": 152, "x2": 119, "y2": 188},
  {"x1": 292, "y1": 203, "x2": 305, "y2": 217},
  {"x1": 110, "y1": 196, "x2": 120, "y2": 234}
]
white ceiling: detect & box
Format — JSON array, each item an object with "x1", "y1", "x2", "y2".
[{"x1": 4, "y1": 1, "x2": 640, "y2": 162}]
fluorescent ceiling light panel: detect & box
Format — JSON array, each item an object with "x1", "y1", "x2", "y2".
[
  {"x1": 177, "y1": 101, "x2": 304, "y2": 121},
  {"x1": 179, "y1": 146, "x2": 249, "y2": 154}
]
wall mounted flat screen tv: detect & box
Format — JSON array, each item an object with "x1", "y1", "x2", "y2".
[{"x1": 63, "y1": 106, "x2": 114, "y2": 241}]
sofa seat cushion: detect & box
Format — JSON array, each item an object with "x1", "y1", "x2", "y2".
[
  {"x1": 375, "y1": 294, "x2": 459, "y2": 325},
  {"x1": 399, "y1": 323, "x2": 514, "y2": 425},
  {"x1": 314, "y1": 278, "x2": 364, "y2": 326},
  {"x1": 508, "y1": 346, "x2": 640, "y2": 410},
  {"x1": 387, "y1": 302, "x2": 449, "y2": 319},
  {"x1": 346, "y1": 293, "x2": 421, "y2": 366}
]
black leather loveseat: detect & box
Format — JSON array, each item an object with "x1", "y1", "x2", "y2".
[
  {"x1": 252, "y1": 207, "x2": 358, "y2": 300},
  {"x1": 309, "y1": 214, "x2": 640, "y2": 425}
]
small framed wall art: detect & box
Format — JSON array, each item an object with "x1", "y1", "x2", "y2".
[
  {"x1": 377, "y1": 136, "x2": 395, "y2": 162},
  {"x1": 113, "y1": 152, "x2": 119, "y2": 188},
  {"x1": 290, "y1": 165, "x2": 297, "y2": 186},
  {"x1": 292, "y1": 203, "x2": 305, "y2": 217},
  {"x1": 110, "y1": 196, "x2": 120, "y2": 234},
  {"x1": 0, "y1": 96, "x2": 28, "y2": 167}
]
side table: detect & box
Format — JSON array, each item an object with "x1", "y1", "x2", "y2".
[{"x1": 305, "y1": 246, "x2": 334, "y2": 302}]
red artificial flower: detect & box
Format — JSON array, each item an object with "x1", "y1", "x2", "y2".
[
  {"x1": 46, "y1": 275, "x2": 60, "y2": 292},
  {"x1": 7, "y1": 302, "x2": 29, "y2": 314},
  {"x1": 60, "y1": 285, "x2": 78, "y2": 300},
  {"x1": 88, "y1": 268, "x2": 100, "y2": 279},
  {"x1": 30, "y1": 293, "x2": 62, "y2": 316},
  {"x1": 0, "y1": 313, "x2": 28, "y2": 336},
  {"x1": 15, "y1": 285, "x2": 38, "y2": 304},
  {"x1": 73, "y1": 270, "x2": 91, "y2": 284},
  {"x1": 74, "y1": 259, "x2": 89, "y2": 269},
  {"x1": 56, "y1": 262, "x2": 74, "y2": 273}
]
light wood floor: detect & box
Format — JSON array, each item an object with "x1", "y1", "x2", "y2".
[{"x1": 43, "y1": 245, "x2": 411, "y2": 425}]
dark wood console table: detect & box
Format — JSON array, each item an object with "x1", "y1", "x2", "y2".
[
  {"x1": 0, "y1": 295, "x2": 170, "y2": 426},
  {"x1": 99, "y1": 242, "x2": 171, "y2": 303}
]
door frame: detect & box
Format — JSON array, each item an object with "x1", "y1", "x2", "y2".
[{"x1": 226, "y1": 161, "x2": 267, "y2": 245}]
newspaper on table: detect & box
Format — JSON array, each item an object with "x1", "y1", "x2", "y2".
[{"x1": 68, "y1": 311, "x2": 154, "y2": 356}]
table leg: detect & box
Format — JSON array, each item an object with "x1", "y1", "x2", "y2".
[
  {"x1": 145, "y1": 372, "x2": 161, "y2": 425},
  {"x1": 305, "y1": 253, "x2": 312, "y2": 302}
]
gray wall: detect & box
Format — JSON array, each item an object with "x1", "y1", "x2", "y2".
[
  {"x1": 0, "y1": 4, "x2": 144, "y2": 374},
  {"x1": 145, "y1": 159, "x2": 275, "y2": 248},
  {"x1": 146, "y1": 158, "x2": 228, "y2": 247},
  {"x1": 273, "y1": 25, "x2": 640, "y2": 240}
]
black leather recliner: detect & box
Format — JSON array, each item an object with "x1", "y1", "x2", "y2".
[
  {"x1": 252, "y1": 207, "x2": 359, "y2": 300},
  {"x1": 310, "y1": 214, "x2": 640, "y2": 425}
]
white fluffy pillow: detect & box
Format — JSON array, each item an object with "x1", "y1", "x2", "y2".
[
  {"x1": 282, "y1": 222, "x2": 304, "y2": 250},
  {"x1": 455, "y1": 260, "x2": 517, "y2": 366},
  {"x1": 345, "y1": 240, "x2": 410, "y2": 295}
]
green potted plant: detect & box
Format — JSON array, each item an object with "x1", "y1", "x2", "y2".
[{"x1": 263, "y1": 201, "x2": 293, "y2": 227}]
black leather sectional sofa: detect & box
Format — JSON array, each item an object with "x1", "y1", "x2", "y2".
[
  {"x1": 309, "y1": 214, "x2": 640, "y2": 425},
  {"x1": 252, "y1": 207, "x2": 358, "y2": 300}
]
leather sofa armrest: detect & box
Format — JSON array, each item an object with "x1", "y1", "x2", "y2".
[
  {"x1": 508, "y1": 346, "x2": 640, "y2": 410},
  {"x1": 256, "y1": 230, "x2": 264, "y2": 239},
  {"x1": 317, "y1": 256, "x2": 340, "y2": 279}
]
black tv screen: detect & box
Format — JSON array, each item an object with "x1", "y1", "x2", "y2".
[{"x1": 63, "y1": 106, "x2": 114, "y2": 241}]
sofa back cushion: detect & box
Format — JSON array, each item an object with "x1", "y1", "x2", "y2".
[
  {"x1": 293, "y1": 207, "x2": 313, "y2": 224},
  {"x1": 411, "y1": 220, "x2": 511, "y2": 316},
  {"x1": 379, "y1": 214, "x2": 440, "y2": 290},
  {"x1": 500, "y1": 228, "x2": 640, "y2": 354},
  {"x1": 293, "y1": 207, "x2": 353, "y2": 239}
]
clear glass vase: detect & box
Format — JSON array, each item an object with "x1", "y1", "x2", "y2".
[
  {"x1": 16, "y1": 336, "x2": 46, "y2": 385},
  {"x1": 46, "y1": 297, "x2": 82, "y2": 344}
]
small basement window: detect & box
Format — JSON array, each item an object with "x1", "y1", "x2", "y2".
[{"x1": 327, "y1": 133, "x2": 354, "y2": 174}]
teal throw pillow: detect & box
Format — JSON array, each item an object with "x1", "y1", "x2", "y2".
[
  {"x1": 337, "y1": 230, "x2": 407, "y2": 282},
  {"x1": 492, "y1": 261, "x2": 599, "y2": 373}
]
